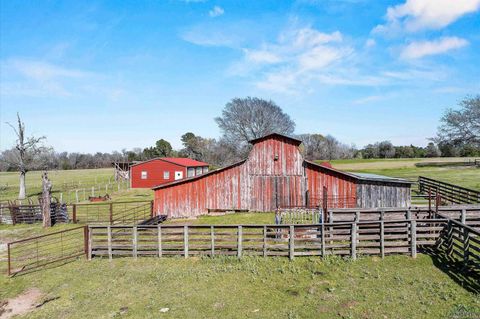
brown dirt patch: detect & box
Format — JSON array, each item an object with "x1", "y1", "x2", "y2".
[{"x1": 0, "y1": 288, "x2": 43, "y2": 319}]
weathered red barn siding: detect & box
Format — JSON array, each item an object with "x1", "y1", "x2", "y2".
[
  {"x1": 304, "y1": 162, "x2": 357, "y2": 207},
  {"x1": 154, "y1": 161, "x2": 248, "y2": 218},
  {"x1": 153, "y1": 133, "x2": 411, "y2": 217},
  {"x1": 131, "y1": 160, "x2": 186, "y2": 188}
]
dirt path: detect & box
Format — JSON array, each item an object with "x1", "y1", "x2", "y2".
[{"x1": 0, "y1": 288, "x2": 43, "y2": 319}]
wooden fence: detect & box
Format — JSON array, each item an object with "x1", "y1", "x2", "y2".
[
  {"x1": 6, "y1": 226, "x2": 87, "y2": 276},
  {"x1": 278, "y1": 206, "x2": 480, "y2": 231},
  {"x1": 437, "y1": 216, "x2": 480, "y2": 271},
  {"x1": 1, "y1": 200, "x2": 153, "y2": 225},
  {"x1": 87, "y1": 219, "x2": 449, "y2": 260},
  {"x1": 418, "y1": 176, "x2": 480, "y2": 204}
]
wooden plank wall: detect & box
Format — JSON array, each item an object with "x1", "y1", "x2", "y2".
[{"x1": 356, "y1": 182, "x2": 411, "y2": 208}]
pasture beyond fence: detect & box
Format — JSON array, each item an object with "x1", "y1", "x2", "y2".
[{"x1": 418, "y1": 176, "x2": 480, "y2": 205}]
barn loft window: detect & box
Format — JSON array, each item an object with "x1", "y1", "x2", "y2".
[
  {"x1": 196, "y1": 167, "x2": 202, "y2": 175},
  {"x1": 163, "y1": 171, "x2": 170, "y2": 180},
  {"x1": 141, "y1": 171, "x2": 147, "y2": 179},
  {"x1": 203, "y1": 167, "x2": 209, "y2": 174},
  {"x1": 187, "y1": 167, "x2": 195, "y2": 177}
]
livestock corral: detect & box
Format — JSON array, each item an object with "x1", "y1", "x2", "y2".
[{"x1": 1, "y1": 137, "x2": 480, "y2": 318}]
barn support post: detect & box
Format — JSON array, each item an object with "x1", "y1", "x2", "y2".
[
  {"x1": 107, "y1": 225, "x2": 112, "y2": 261},
  {"x1": 351, "y1": 223, "x2": 357, "y2": 260},
  {"x1": 184, "y1": 225, "x2": 189, "y2": 258},
  {"x1": 157, "y1": 225, "x2": 162, "y2": 258},
  {"x1": 289, "y1": 225, "x2": 295, "y2": 260},
  {"x1": 410, "y1": 220, "x2": 417, "y2": 258},
  {"x1": 237, "y1": 226, "x2": 243, "y2": 258}
]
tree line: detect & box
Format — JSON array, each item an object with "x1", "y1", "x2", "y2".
[{"x1": 2, "y1": 95, "x2": 479, "y2": 174}]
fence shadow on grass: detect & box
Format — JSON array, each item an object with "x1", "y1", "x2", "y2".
[
  {"x1": 8, "y1": 256, "x2": 83, "y2": 278},
  {"x1": 421, "y1": 246, "x2": 480, "y2": 294}
]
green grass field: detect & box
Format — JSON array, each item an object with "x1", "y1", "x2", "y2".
[
  {"x1": 328, "y1": 158, "x2": 480, "y2": 191},
  {"x1": 1, "y1": 158, "x2": 480, "y2": 318},
  {"x1": 0, "y1": 251, "x2": 479, "y2": 318}
]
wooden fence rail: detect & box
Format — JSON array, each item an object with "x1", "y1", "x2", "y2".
[
  {"x1": 278, "y1": 206, "x2": 480, "y2": 231},
  {"x1": 2, "y1": 200, "x2": 153, "y2": 225},
  {"x1": 7, "y1": 226, "x2": 87, "y2": 276},
  {"x1": 418, "y1": 176, "x2": 480, "y2": 204},
  {"x1": 88, "y1": 219, "x2": 450, "y2": 261}
]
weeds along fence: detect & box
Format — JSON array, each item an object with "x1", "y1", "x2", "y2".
[
  {"x1": 88, "y1": 219, "x2": 449, "y2": 260},
  {"x1": 2, "y1": 200, "x2": 153, "y2": 225},
  {"x1": 6, "y1": 226, "x2": 87, "y2": 276},
  {"x1": 418, "y1": 176, "x2": 480, "y2": 205}
]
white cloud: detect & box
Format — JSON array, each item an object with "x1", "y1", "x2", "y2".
[
  {"x1": 236, "y1": 27, "x2": 352, "y2": 93},
  {"x1": 243, "y1": 49, "x2": 282, "y2": 64},
  {"x1": 400, "y1": 37, "x2": 469, "y2": 59},
  {"x1": 209, "y1": 6, "x2": 224, "y2": 17},
  {"x1": 352, "y1": 95, "x2": 385, "y2": 105},
  {"x1": 374, "y1": 0, "x2": 480, "y2": 34},
  {"x1": 365, "y1": 38, "x2": 376, "y2": 48}
]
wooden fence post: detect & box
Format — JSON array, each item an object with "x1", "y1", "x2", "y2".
[
  {"x1": 351, "y1": 223, "x2": 357, "y2": 260},
  {"x1": 150, "y1": 200, "x2": 154, "y2": 219},
  {"x1": 107, "y1": 226, "x2": 112, "y2": 261},
  {"x1": 289, "y1": 225, "x2": 295, "y2": 260},
  {"x1": 88, "y1": 226, "x2": 93, "y2": 261},
  {"x1": 321, "y1": 224, "x2": 325, "y2": 257},
  {"x1": 7, "y1": 243, "x2": 11, "y2": 276},
  {"x1": 184, "y1": 225, "x2": 189, "y2": 258},
  {"x1": 83, "y1": 226, "x2": 89, "y2": 258},
  {"x1": 263, "y1": 225, "x2": 267, "y2": 257},
  {"x1": 410, "y1": 220, "x2": 417, "y2": 258},
  {"x1": 380, "y1": 221, "x2": 385, "y2": 259},
  {"x1": 72, "y1": 204, "x2": 77, "y2": 223},
  {"x1": 132, "y1": 226, "x2": 138, "y2": 259},
  {"x1": 157, "y1": 225, "x2": 162, "y2": 258},
  {"x1": 211, "y1": 226, "x2": 215, "y2": 256},
  {"x1": 109, "y1": 203, "x2": 113, "y2": 225},
  {"x1": 463, "y1": 227, "x2": 470, "y2": 266},
  {"x1": 237, "y1": 226, "x2": 243, "y2": 258},
  {"x1": 461, "y1": 209, "x2": 466, "y2": 224}
]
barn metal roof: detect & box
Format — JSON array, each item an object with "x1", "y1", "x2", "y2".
[
  {"x1": 131, "y1": 157, "x2": 209, "y2": 168},
  {"x1": 151, "y1": 159, "x2": 246, "y2": 190},
  {"x1": 304, "y1": 160, "x2": 413, "y2": 184}
]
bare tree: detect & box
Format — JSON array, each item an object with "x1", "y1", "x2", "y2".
[
  {"x1": 5, "y1": 113, "x2": 45, "y2": 199},
  {"x1": 215, "y1": 97, "x2": 296, "y2": 146},
  {"x1": 436, "y1": 95, "x2": 480, "y2": 147}
]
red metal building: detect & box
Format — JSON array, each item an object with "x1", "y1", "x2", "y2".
[
  {"x1": 153, "y1": 133, "x2": 412, "y2": 218},
  {"x1": 130, "y1": 158, "x2": 209, "y2": 188}
]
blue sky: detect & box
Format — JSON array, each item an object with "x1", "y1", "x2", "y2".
[{"x1": 1, "y1": 0, "x2": 479, "y2": 152}]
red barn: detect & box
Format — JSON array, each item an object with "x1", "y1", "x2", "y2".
[
  {"x1": 130, "y1": 158, "x2": 209, "y2": 188},
  {"x1": 153, "y1": 134, "x2": 412, "y2": 218}
]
